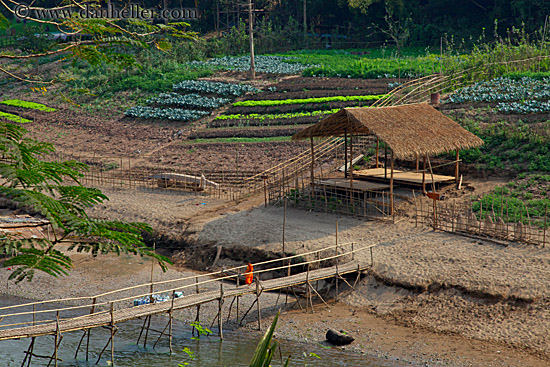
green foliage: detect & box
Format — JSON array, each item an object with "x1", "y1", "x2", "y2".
[
  {"x1": 178, "y1": 347, "x2": 196, "y2": 366},
  {"x1": 215, "y1": 110, "x2": 339, "y2": 122},
  {"x1": 233, "y1": 94, "x2": 386, "y2": 107},
  {"x1": 18, "y1": 24, "x2": 56, "y2": 53},
  {"x1": 249, "y1": 311, "x2": 290, "y2": 367},
  {"x1": 0, "y1": 111, "x2": 32, "y2": 123},
  {"x1": 472, "y1": 175, "x2": 550, "y2": 227},
  {"x1": 0, "y1": 122, "x2": 169, "y2": 282},
  {"x1": 1, "y1": 99, "x2": 56, "y2": 112},
  {"x1": 190, "y1": 321, "x2": 212, "y2": 340},
  {"x1": 124, "y1": 106, "x2": 210, "y2": 121}
]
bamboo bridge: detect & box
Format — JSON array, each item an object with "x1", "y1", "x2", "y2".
[{"x1": 0, "y1": 242, "x2": 376, "y2": 366}]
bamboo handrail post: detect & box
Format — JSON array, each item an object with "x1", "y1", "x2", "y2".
[
  {"x1": 218, "y1": 283, "x2": 224, "y2": 339},
  {"x1": 110, "y1": 302, "x2": 115, "y2": 366},
  {"x1": 54, "y1": 312, "x2": 59, "y2": 367},
  {"x1": 255, "y1": 276, "x2": 262, "y2": 330},
  {"x1": 169, "y1": 290, "x2": 174, "y2": 354},
  {"x1": 194, "y1": 277, "x2": 200, "y2": 337}
]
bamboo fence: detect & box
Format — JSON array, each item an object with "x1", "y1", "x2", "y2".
[{"x1": 415, "y1": 195, "x2": 549, "y2": 247}]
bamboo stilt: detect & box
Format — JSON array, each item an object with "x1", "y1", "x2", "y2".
[
  {"x1": 256, "y1": 275, "x2": 262, "y2": 330},
  {"x1": 218, "y1": 283, "x2": 224, "y2": 339}
]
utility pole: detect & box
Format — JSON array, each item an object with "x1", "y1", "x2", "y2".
[
  {"x1": 248, "y1": 0, "x2": 256, "y2": 79},
  {"x1": 303, "y1": 0, "x2": 307, "y2": 38}
]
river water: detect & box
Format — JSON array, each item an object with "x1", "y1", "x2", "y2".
[{"x1": 0, "y1": 296, "x2": 409, "y2": 367}]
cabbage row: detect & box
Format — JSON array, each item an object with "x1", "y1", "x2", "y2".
[
  {"x1": 124, "y1": 106, "x2": 210, "y2": 121},
  {"x1": 496, "y1": 100, "x2": 550, "y2": 114},
  {"x1": 172, "y1": 80, "x2": 259, "y2": 96},
  {"x1": 189, "y1": 56, "x2": 319, "y2": 74},
  {"x1": 447, "y1": 77, "x2": 550, "y2": 104},
  {"x1": 147, "y1": 93, "x2": 231, "y2": 109}
]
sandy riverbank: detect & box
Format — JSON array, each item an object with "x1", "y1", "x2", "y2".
[{"x1": 2, "y1": 187, "x2": 549, "y2": 366}]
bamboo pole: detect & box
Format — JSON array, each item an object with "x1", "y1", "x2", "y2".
[
  {"x1": 54, "y1": 312, "x2": 59, "y2": 367},
  {"x1": 335, "y1": 221, "x2": 339, "y2": 302},
  {"x1": 344, "y1": 130, "x2": 348, "y2": 178},
  {"x1": 390, "y1": 150, "x2": 394, "y2": 216},
  {"x1": 455, "y1": 150, "x2": 460, "y2": 182},
  {"x1": 256, "y1": 276, "x2": 262, "y2": 330},
  {"x1": 169, "y1": 291, "x2": 174, "y2": 354},
  {"x1": 110, "y1": 302, "x2": 115, "y2": 365},
  {"x1": 310, "y1": 137, "x2": 315, "y2": 188},
  {"x1": 194, "y1": 277, "x2": 200, "y2": 336},
  {"x1": 422, "y1": 155, "x2": 426, "y2": 193},
  {"x1": 349, "y1": 132, "x2": 354, "y2": 189},
  {"x1": 375, "y1": 138, "x2": 379, "y2": 168},
  {"x1": 283, "y1": 196, "x2": 287, "y2": 255},
  {"x1": 218, "y1": 283, "x2": 224, "y2": 339}
]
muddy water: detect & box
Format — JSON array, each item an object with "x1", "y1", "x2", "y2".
[{"x1": 0, "y1": 296, "x2": 410, "y2": 367}]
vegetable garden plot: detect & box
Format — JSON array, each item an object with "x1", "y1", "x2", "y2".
[
  {"x1": 172, "y1": 80, "x2": 259, "y2": 96},
  {"x1": 208, "y1": 112, "x2": 332, "y2": 128},
  {"x1": 125, "y1": 79, "x2": 259, "y2": 122},
  {"x1": 267, "y1": 77, "x2": 394, "y2": 93},
  {"x1": 188, "y1": 126, "x2": 303, "y2": 140},
  {"x1": 147, "y1": 93, "x2": 231, "y2": 109},
  {"x1": 445, "y1": 77, "x2": 550, "y2": 114},
  {"x1": 226, "y1": 100, "x2": 378, "y2": 115},
  {"x1": 124, "y1": 106, "x2": 211, "y2": 121},
  {"x1": 188, "y1": 55, "x2": 319, "y2": 74},
  {"x1": 244, "y1": 89, "x2": 389, "y2": 100}
]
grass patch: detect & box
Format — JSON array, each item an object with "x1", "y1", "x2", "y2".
[
  {"x1": 1, "y1": 99, "x2": 56, "y2": 112},
  {"x1": 182, "y1": 136, "x2": 292, "y2": 144},
  {"x1": 473, "y1": 174, "x2": 550, "y2": 226},
  {"x1": 0, "y1": 111, "x2": 32, "y2": 123}
]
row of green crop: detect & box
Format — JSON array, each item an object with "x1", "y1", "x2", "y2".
[
  {"x1": 0, "y1": 111, "x2": 32, "y2": 123},
  {"x1": 208, "y1": 109, "x2": 338, "y2": 128},
  {"x1": 497, "y1": 100, "x2": 550, "y2": 114},
  {"x1": 147, "y1": 93, "x2": 231, "y2": 109},
  {"x1": 0, "y1": 99, "x2": 56, "y2": 112},
  {"x1": 446, "y1": 77, "x2": 550, "y2": 104},
  {"x1": 172, "y1": 80, "x2": 259, "y2": 96},
  {"x1": 233, "y1": 94, "x2": 385, "y2": 107},
  {"x1": 124, "y1": 106, "x2": 210, "y2": 121},
  {"x1": 215, "y1": 109, "x2": 339, "y2": 121}
]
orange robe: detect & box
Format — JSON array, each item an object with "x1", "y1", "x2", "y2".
[{"x1": 245, "y1": 263, "x2": 254, "y2": 285}]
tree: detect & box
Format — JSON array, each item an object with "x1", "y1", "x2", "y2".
[
  {"x1": 0, "y1": 122, "x2": 169, "y2": 282},
  {"x1": 0, "y1": 0, "x2": 195, "y2": 84}
]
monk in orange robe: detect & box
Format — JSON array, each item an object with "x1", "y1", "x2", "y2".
[{"x1": 245, "y1": 263, "x2": 254, "y2": 285}]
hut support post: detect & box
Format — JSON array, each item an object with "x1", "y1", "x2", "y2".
[
  {"x1": 384, "y1": 144, "x2": 388, "y2": 179},
  {"x1": 375, "y1": 138, "x2": 379, "y2": 168},
  {"x1": 349, "y1": 132, "x2": 354, "y2": 187},
  {"x1": 390, "y1": 150, "x2": 394, "y2": 216},
  {"x1": 422, "y1": 155, "x2": 426, "y2": 193},
  {"x1": 344, "y1": 130, "x2": 348, "y2": 178},
  {"x1": 455, "y1": 150, "x2": 460, "y2": 182},
  {"x1": 310, "y1": 137, "x2": 315, "y2": 188}
]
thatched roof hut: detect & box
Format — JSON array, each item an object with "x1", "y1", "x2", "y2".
[
  {"x1": 292, "y1": 103, "x2": 484, "y2": 216},
  {"x1": 292, "y1": 104, "x2": 483, "y2": 159}
]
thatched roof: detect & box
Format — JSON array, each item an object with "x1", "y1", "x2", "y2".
[{"x1": 292, "y1": 104, "x2": 483, "y2": 159}]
